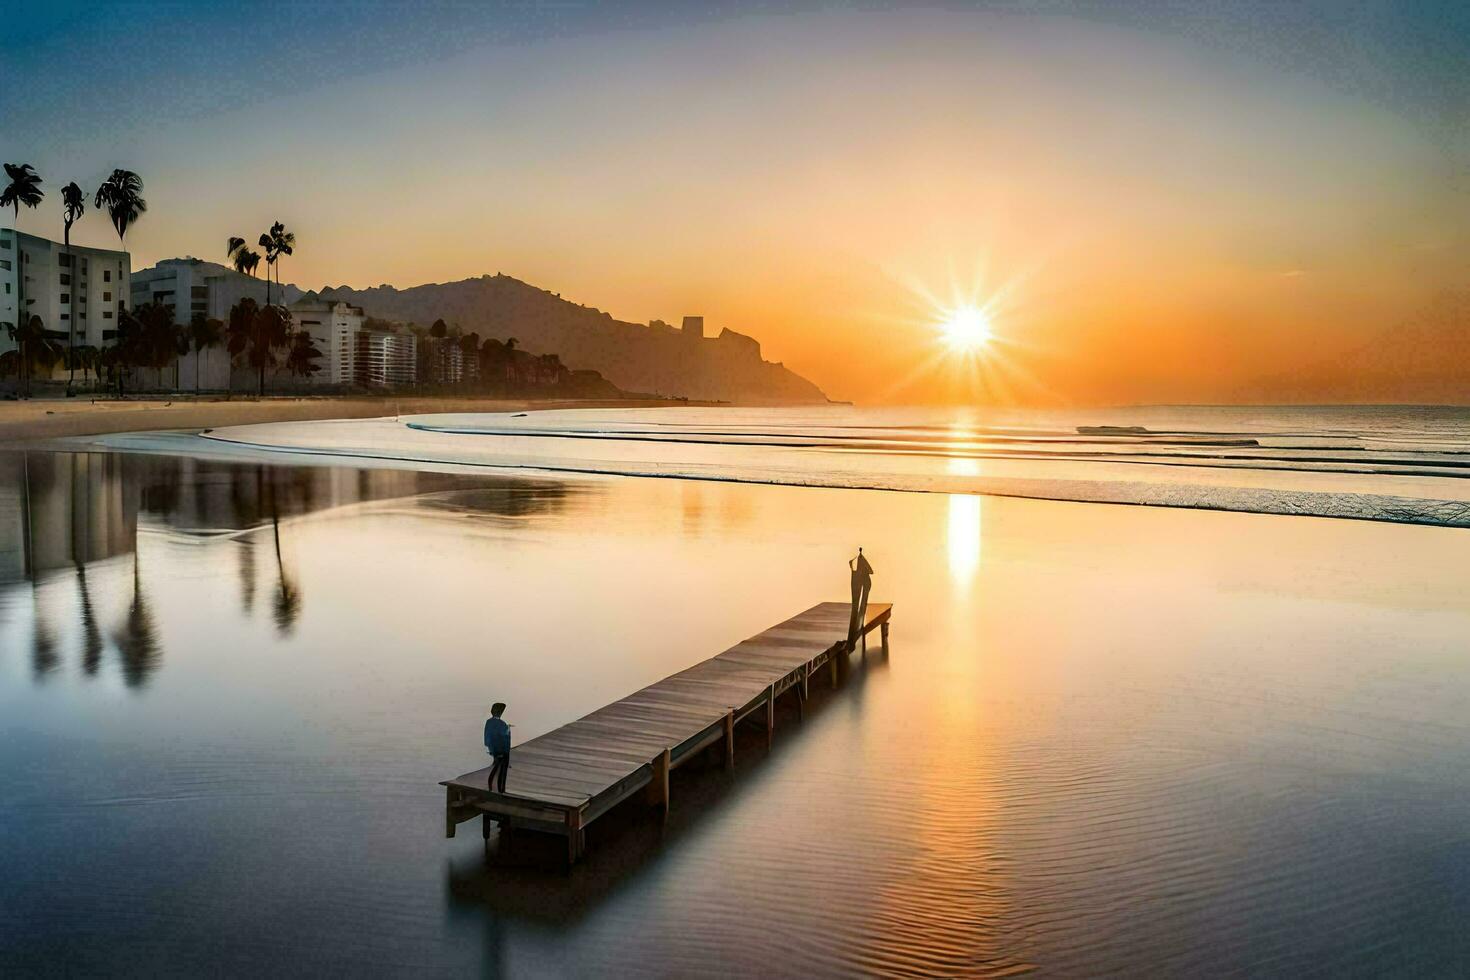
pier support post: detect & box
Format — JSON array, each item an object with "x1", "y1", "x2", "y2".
[
  {"x1": 766, "y1": 684, "x2": 775, "y2": 750},
  {"x1": 881, "y1": 620, "x2": 889, "y2": 651},
  {"x1": 830, "y1": 649, "x2": 839, "y2": 688},
  {"x1": 565, "y1": 809, "x2": 584, "y2": 866},
  {"x1": 445, "y1": 787, "x2": 458, "y2": 839},
  {"x1": 646, "y1": 748, "x2": 671, "y2": 822},
  {"x1": 482, "y1": 812, "x2": 492, "y2": 839},
  {"x1": 724, "y1": 711, "x2": 736, "y2": 769},
  {"x1": 799, "y1": 665, "x2": 809, "y2": 720}
]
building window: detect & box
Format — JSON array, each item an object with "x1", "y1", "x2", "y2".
[
  {"x1": 191, "y1": 286, "x2": 207, "y2": 299},
  {"x1": 59, "y1": 254, "x2": 72, "y2": 267},
  {"x1": 103, "y1": 291, "x2": 111, "y2": 301},
  {"x1": 103, "y1": 311, "x2": 113, "y2": 319},
  {"x1": 60, "y1": 293, "x2": 69, "y2": 304},
  {"x1": 104, "y1": 270, "x2": 111, "y2": 282},
  {"x1": 59, "y1": 273, "x2": 71, "y2": 285},
  {"x1": 61, "y1": 313, "x2": 69, "y2": 320},
  {"x1": 0, "y1": 259, "x2": 9, "y2": 270}
]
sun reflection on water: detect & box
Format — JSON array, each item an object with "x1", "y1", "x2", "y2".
[{"x1": 946, "y1": 456, "x2": 983, "y2": 588}]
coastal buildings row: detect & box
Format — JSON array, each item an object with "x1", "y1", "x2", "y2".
[
  {"x1": 0, "y1": 229, "x2": 130, "y2": 348},
  {"x1": 0, "y1": 239, "x2": 422, "y2": 389},
  {"x1": 2, "y1": 233, "x2": 810, "y2": 400}
]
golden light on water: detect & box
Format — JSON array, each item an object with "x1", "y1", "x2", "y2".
[
  {"x1": 947, "y1": 494, "x2": 983, "y2": 588},
  {"x1": 946, "y1": 456, "x2": 983, "y2": 588}
]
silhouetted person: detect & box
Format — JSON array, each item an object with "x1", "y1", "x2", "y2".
[
  {"x1": 848, "y1": 547, "x2": 874, "y2": 647},
  {"x1": 484, "y1": 702, "x2": 511, "y2": 793}
]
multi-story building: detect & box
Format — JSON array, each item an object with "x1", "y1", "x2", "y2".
[
  {"x1": 354, "y1": 329, "x2": 417, "y2": 387},
  {"x1": 418, "y1": 337, "x2": 466, "y2": 386},
  {"x1": 290, "y1": 298, "x2": 367, "y2": 386},
  {"x1": 0, "y1": 230, "x2": 130, "y2": 353},
  {"x1": 131, "y1": 258, "x2": 294, "y2": 389},
  {"x1": 130, "y1": 257, "x2": 277, "y2": 324}
]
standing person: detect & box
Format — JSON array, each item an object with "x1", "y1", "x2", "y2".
[
  {"x1": 848, "y1": 547, "x2": 874, "y2": 647},
  {"x1": 484, "y1": 702, "x2": 511, "y2": 793}
]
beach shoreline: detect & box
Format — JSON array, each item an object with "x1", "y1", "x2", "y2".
[{"x1": 0, "y1": 395, "x2": 718, "y2": 444}]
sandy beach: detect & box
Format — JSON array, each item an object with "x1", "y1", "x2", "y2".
[{"x1": 0, "y1": 396, "x2": 709, "y2": 444}]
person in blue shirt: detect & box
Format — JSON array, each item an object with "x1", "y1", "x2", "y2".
[{"x1": 484, "y1": 702, "x2": 511, "y2": 793}]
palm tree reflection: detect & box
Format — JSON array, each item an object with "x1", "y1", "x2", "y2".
[
  {"x1": 76, "y1": 563, "x2": 104, "y2": 676},
  {"x1": 237, "y1": 537, "x2": 257, "y2": 614},
  {"x1": 30, "y1": 582, "x2": 59, "y2": 680},
  {"x1": 271, "y1": 512, "x2": 301, "y2": 636},
  {"x1": 113, "y1": 552, "x2": 161, "y2": 689}
]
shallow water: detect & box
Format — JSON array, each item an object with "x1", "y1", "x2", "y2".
[
  {"x1": 3, "y1": 446, "x2": 1470, "y2": 975},
  {"x1": 101, "y1": 404, "x2": 1470, "y2": 528}
]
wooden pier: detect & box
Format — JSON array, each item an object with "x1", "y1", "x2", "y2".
[{"x1": 443, "y1": 600, "x2": 892, "y2": 863}]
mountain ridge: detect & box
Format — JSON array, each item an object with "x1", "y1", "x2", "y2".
[{"x1": 305, "y1": 273, "x2": 828, "y2": 404}]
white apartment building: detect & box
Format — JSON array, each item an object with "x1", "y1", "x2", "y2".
[
  {"x1": 0, "y1": 229, "x2": 130, "y2": 353},
  {"x1": 130, "y1": 257, "x2": 276, "y2": 325},
  {"x1": 355, "y1": 329, "x2": 417, "y2": 387},
  {"x1": 132, "y1": 258, "x2": 285, "y2": 389},
  {"x1": 290, "y1": 298, "x2": 367, "y2": 385}
]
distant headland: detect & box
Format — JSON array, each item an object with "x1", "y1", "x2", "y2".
[{"x1": 310, "y1": 273, "x2": 829, "y2": 405}]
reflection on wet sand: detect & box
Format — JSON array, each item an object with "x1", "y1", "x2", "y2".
[{"x1": 0, "y1": 451, "x2": 579, "y2": 686}]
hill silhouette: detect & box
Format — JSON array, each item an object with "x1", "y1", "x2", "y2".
[{"x1": 308, "y1": 274, "x2": 828, "y2": 404}]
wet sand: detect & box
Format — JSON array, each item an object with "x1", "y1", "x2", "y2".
[{"x1": 0, "y1": 396, "x2": 709, "y2": 444}]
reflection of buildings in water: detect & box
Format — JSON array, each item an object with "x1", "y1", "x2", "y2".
[
  {"x1": 0, "y1": 451, "x2": 580, "y2": 588},
  {"x1": 0, "y1": 452, "x2": 138, "y2": 584},
  {"x1": 1, "y1": 450, "x2": 583, "y2": 685}
]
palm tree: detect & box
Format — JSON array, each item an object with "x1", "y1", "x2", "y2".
[
  {"x1": 112, "y1": 302, "x2": 174, "y2": 394},
  {"x1": 225, "y1": 297, "x2": 258, "y2": 394},
  {"x1": 60, "y1": 182, "x2": 86, "y2": 393},
  {"x1": 262, "y1": 221, "x2": 295, "y2": 301},
  {"x1": 285, "y1": 328, "x2": 323, "y2": 382},
  {"x1": 226, "y1": 236, "x2": 262, "y2": 279},
  {"x1": 92, "y1": 169, "x2": 146, "y2": 252},
  {"x1": 189, "y1": 314, "x2": 222, "y2": 392},
  {"x1": 68, "y1": 344, "x2": 99, "y2": 391},
  {"x1": 1, "y1": 163, "x2": 44, "y2": 225},
  {"x1": 225, "y1": 298, "x2": 291, "y2": 395},
  {"x1": 3, "y1": 165, "x2": 45, "y2": 361},
  {"x1": 172, "y1": 320, "x2": 190, "y2": 390},
  {"x1": 6, "y1": 315, "x2": 59, "y2": 397}
]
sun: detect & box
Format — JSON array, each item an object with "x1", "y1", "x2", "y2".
[{"x1": 939, "y1": 305, "x2": 993, "y2": 350}]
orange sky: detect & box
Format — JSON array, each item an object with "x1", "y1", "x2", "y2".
[{"x1": 9, "y1": 8, "x2": 1467, "y2": 404}]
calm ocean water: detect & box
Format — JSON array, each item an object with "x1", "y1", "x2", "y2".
[
  {"x1": 3, "y1": 405, "x2": 1470, "y2": 975},
  {"x1": 124, "y1": 403, "x2": 1470, "y2": 526}
]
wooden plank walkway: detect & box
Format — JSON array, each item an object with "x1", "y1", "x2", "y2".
[{"x1": 443, "y1": 600, "x2": 892, "y2": 862}]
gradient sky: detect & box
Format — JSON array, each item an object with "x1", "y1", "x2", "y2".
[{"x1": 3, "y1": 1, "x2": 1466, "y2": 405}]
